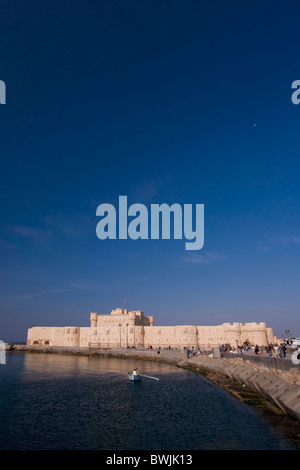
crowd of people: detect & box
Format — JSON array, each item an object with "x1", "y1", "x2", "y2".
[
  {"x1": 220, "y1": 342, "x2": 293, "y2": 358},
  {"x1": 144, "y1": 341, "x2": 299, "y2": 360}
]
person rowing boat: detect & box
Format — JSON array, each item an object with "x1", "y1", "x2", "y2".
[{"x1": 128, "y1": 368, "x2": 141, "y2": 381}]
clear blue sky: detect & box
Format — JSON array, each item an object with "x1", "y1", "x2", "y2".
[{"x1": 0, "y1": 0, "x2": 300, "y2": 341}]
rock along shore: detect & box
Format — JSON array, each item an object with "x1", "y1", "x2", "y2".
[{"x1": 8, "y1": 344, "x2": 300, "y2": 426}]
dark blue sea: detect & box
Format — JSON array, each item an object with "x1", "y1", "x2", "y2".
[{"x1": 0, "y1": 353, "x2": 297, "y2": 450}]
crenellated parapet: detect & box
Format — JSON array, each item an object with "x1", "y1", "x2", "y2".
[{"x1": 91, "y1": 308, "x2": 153, "y2": 327}]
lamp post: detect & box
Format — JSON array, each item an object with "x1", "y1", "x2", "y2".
[{"x1": 285, "y1": 330, "x2": 290, "y2": 339}]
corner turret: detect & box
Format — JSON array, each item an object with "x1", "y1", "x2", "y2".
[{"x1": 90, "y1": 312, "x2": 98, "y2": 328}]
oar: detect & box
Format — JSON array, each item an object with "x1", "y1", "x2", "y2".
[
  {"x1": 110, "y1": 371, "x2": 129, "y2": 378},
  {"x1": 140, "y1": 374, "x2": 159, "y2": 381},
  {"x1": 110, "y1": 370, "x2": 132, "y2": 378}
]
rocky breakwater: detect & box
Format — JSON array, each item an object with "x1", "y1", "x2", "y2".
[
  {"x1": 7, "y1": 344, "x2": 185, "y2": 362},
  {"x1": 180, "y1": 354, "x2": 300, "y2": 423}
]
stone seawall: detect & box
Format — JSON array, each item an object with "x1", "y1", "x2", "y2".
[
  {"x1": 183, "y1": 354, "x2": 300, "y2": 424},
  {"x1": 8, "y1": 344, "x2": 300, "y2": 424},
  {"x1": 223, "y1": 351, "x2": 300, "y2": 372}
]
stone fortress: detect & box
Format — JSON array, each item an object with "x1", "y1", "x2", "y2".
[{"x1": 27, "y1": 308, "x2": 274, "y2": 350}]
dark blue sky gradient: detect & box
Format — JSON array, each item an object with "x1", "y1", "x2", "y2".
[{"x1": 1, "y1": 0, "x2": 300, "y2": 340}]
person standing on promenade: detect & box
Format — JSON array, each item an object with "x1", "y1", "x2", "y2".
[{"x1": 280, "y1": 344, "x2": 287, "y2": 358}]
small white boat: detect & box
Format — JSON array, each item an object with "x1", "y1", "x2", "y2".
[{"x1": 128, "y1": 372, "x2": 142, "y2": 381}]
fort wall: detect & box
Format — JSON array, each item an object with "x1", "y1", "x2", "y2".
[{"x1": 27, "y1": 309, "x2": 274, "y2": 349}]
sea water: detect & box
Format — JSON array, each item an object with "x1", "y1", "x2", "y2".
[{"x1": 0, "y1": 353, "x2": 297, "y2": 450}]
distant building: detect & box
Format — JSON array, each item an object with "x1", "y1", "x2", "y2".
[{"x1": 27, "y1": 307, "x2": 274, "y2": 349}]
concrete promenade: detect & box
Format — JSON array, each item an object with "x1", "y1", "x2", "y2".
[{"x1": 7, "y1": 343, "x2": 300, "y2": 424}]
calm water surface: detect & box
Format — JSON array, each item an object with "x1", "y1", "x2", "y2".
[{"x1": 0, "y1": 353, "x2": 297, "y2": 450}]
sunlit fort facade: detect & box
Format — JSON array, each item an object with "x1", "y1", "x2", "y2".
[{"x1": 27, "y1": 308, "x2": 274, "y2": 349}]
